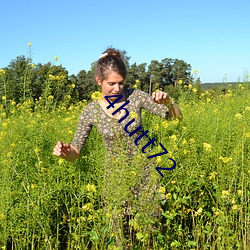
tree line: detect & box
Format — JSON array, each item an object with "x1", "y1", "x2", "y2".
[{"x1": 0, "y1": 51, "x2": 200, "y2": 106}]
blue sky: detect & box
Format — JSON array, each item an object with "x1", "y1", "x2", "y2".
[{"x1": 1, "y1": 0, "x2": 249, "y2": 83}]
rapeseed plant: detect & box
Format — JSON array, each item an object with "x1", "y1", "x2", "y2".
[
  {"x1": 91, "y1": 91, "x2": 103, "y2": 101},
  {"x1": 203, "y1": 142, "x2": 212, "y2": 152},
  {"x1": 1, "y1": 78, "x2": 249, "y2": 249}
]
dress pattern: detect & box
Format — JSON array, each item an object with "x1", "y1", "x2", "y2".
[{"x1": 71, "y1": 88, "x2": 169, "y2": 156}]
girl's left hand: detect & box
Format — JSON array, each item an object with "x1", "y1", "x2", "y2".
[{"x1": 152, "y1": 91, "x2": 171, "y2": 104}]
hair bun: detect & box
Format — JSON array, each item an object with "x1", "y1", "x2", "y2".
[{"x1": 99, "y1": 48, "x2": 123, "y2": 60}]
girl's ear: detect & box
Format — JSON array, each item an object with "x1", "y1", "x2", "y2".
[{"x1": 95, "y1": 76, "x2": 102, "y2": 86}]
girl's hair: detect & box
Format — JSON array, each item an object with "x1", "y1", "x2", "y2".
[{"x1": 95, "y1": 48, "x2": 127, "y2": 81}]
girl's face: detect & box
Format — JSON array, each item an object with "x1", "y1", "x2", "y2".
[{"x1": 96, "y1": 71, "x2": 125, "y2": 100}]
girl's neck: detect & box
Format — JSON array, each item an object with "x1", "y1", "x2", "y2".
[{"x1": 101, "y1": 89, "x2": 126, "y2": 106}]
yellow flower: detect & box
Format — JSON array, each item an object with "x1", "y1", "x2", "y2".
[
  {"x1": 182, "y1": 139, "x2": 187, "y2": 145},
  {"x1": 162, "y1": 120, "x2": 168, "y2": 128},
  {"x1": 130, "y1": 111, "x2": 138, "y2": 120},
  {"x1": 178, "y1": 79, "x2": 183, "y2": 85},
  {"x1": 28, "y1": 42, "x2": 32, "y2": 47},
  {"x1": 2, "y1": 122, "x2": 8, "y2": 128},
  {"x1": 154, "y1": 124, "x2": 159, "y2": 131},
  {"x1": 165, "y1": 193, "x2": 172, "y2": 199},
  {"x1": 91, "y1": 91, "x2": 103, "y2": 101},
  {"x1": 159, "y1": 186, "x2": 166, "y2": 194},
  {"x1": 234, "y1": 113, "x2": 242, "y2": 120},
  {"x1": 130, "y1": 171, "x2": 136, "y2": 176},
  {"x1": 169, "y1": 134, "x2": 177, "y2": 141},
  {"x1": 71, "y1": 83, "x2": 75, "y2": 89},
  {"x1": 105, "y1": 212, "x2": 111, "y2": 218},
  {"x1": 135, "y1": 79, "x2": 140, "y2": 83},
  {"x1": 0, "y1": 213, "x2": 5, "y2": 221},
  {"x1": 237, "y1": 190, "x2": 243, "y2": 195},
  {"x1": 77, "y1": 216, "x2": 86, "y2": 223},
  {"x1": 155, "y1": 156, "x2": 162, "y2": 164},
  {"x1": 170, "y1": 119, "x2": 179, "y2": 126},
  {"x1": 81, "y1": 203, "x2": 93, "y2": 212},
  {"x1": 0, "y1": 69, "x2": 6, "y2": 75},
  {"x1": 2, "y1": 96, "x2": 6, "y2": 100},
  {"x1": 193, "y1": 69, "x2": 198, "y2": 74},
  {"x1": 188, "y1": 84, "x2": 192, "y2": 89},
  {"x1": 7, "y1": 152, "x2": 12, "y2": 157},
  {"x1": 54, "y1": 56, "x2": 58, "y2": 61},
  {"x1": 245, "y1": 132, "x2": 250, "y2": 138},
  {"x1": 189, "y1": 138, "x2": 195, "y2": 144},
  {"x1": 245, "y1": 106, "x2": 250, "y2": 111},
  {"x1": 192, "y1": 88, "x2": 197, "y2": 93},
  {"x1": 222, "y1": 190, "x2": 230, "y2": 197},
  {"x1": 31, "y1": 184, "x2": 37, "y2": 189},
  {"x1": 203, "y1": 142, "x2": 212, "y2": 152},
  {"x1": 208, "y1": 171, "x2": 217, "y2": 180},
  {"x1": 232, "y1": 204, "x2": 239, "y2": 211},
  {"x1": 219, "y1": 156, "x2": 232, "y2": 163},
  {"x1": 86, "y1": 184, "x2": 96, "y2": 193},
  {"x1": 195, "y1": 207, "x2": 203, "y2": 216},
  {"x1": 34, "y1": 147, "x2": 41, "y2": 153},
  {"x1": 87, "y1": 215, "x2": 94, "y2": 221},
  {"x1": 58, "y1": 158, "x2": 65, "y2": 165},
  {"x1": 48, "y1": 95, "x2": 54, "y2": 100},
  {"x1": 133, "y1": 84, "x2": 138, "y2": 89},
  {"x1": 214, "y1": 209, "x2": 223, "y2": 216},
  {"x1": 48, "y1": 74, "x2": 55, "y2": 80}
]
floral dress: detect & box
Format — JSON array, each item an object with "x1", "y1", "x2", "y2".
[
  {"x1": 71, "y1": 88, "x2": 170, "y2": 236},
  {"x1": 72, "y1": 88, "x2": 169, "y2": 156}
]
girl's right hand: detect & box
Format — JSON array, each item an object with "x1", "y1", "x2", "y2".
[{"x1": 53, "y1": 141, "x2": 71, "y2": 158}]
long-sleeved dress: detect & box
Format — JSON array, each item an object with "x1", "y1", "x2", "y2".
[{"x1": 71, "y1": 88, "x2": 170, "y2": 234}]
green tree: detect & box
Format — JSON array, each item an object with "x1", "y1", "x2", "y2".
[
  {"x1": 77, "y1": 67, "x2": 98, "y2": 101},
  {"x1": 127, "y1": 63, "x2": 149, "y2": 91},
  {"x1": 32, "y1": 62, "x2": 69, "y2": 103},
  {"x1": 5, "y1": 55, "x2": 33, "y2": 102},
  {"x1": 171, "y1": 59, "x2": 192, "y2": 86}
]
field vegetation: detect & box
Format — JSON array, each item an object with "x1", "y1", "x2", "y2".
[{"x1": 0, "y1": 46, "x2": 249, "y2": 249}]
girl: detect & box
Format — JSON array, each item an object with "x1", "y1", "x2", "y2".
[{"x1": 53, "y1": 48, "x2": 182, "y2": 247}]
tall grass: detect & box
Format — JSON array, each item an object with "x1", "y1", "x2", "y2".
[{"x1": 0, "y1": 83, "x2": 249, "y2": 249}]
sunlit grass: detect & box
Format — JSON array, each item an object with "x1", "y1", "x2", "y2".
[{"x1": 0, "y1": 83, "x2": 249, "y2": 249}]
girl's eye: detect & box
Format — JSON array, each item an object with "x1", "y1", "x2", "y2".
[{"x1": 109, "y1": 82, "x2": 124, "y2": 86}]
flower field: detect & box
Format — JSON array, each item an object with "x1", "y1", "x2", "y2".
[{"x1": 0, "y1": 83, "x2": 249, "y2": 249}]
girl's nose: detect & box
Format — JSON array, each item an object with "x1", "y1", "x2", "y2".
[{"x1": 114, "y1": 84, "x2": 120, "y2": 92}]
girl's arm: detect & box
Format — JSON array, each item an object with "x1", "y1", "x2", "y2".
[
  {"x1": 138, "y1": 90, "x2": 183, "y2": 120},
  {"x1": 53, "y1": 103, "x2": 94, "y2": 161},
  {"x1": 152, "y1": 91, "x2": 182, "y2": 118}
]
